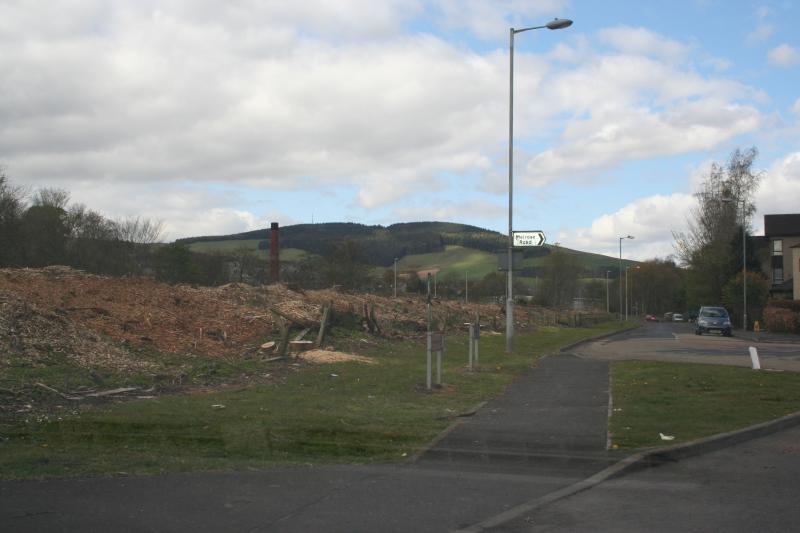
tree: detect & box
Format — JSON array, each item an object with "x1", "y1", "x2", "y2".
[
  {"x1": 722, "y1": 271, "x2": 769, "y2": 328},
  {"x1": 673, "y1": 147, "x2": 762, "y2": 308},
  {"x1": 536, "y1": 247, "x2": 581, "y2": 307},
  {"x1": 114, "y1": 216, "x2": 164, "y2": 244},
  {"x1": 22, "y1": 204, "x2": 70, "y2": 267},
  {"x1": 628, "y1": 259, "x2": 686, "y2": 315},
  {"x1": 322, "y1": 240, "x2": 370, "y2": 290},
  {"x1": 0, "y1": 172, "x2": 27, "y2": 266}
]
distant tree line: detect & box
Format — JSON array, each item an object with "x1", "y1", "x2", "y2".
[{"x1": 0, "y1": 172, "x2": 238, "y2": 285}]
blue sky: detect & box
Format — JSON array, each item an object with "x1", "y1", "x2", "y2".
[{"x1": 1, "y1": 0, "x2": 799, "y2": 260}]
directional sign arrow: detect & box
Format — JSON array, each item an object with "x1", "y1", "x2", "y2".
[{"x1": 512, "y1": 231, "x2": 546, "y2": 247}]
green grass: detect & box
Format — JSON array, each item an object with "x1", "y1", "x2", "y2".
[
  {"x1": 0, "y1": 322, "x2": 627, "y2": 479},
  {"x1": 610, "y1": 360, "x2": 800, "y2": 449},
  {"x1": 398, "y1": 245, "x2": 498, "y2": 279}
]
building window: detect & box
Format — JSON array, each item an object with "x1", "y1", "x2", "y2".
[
  {"x1": 773, "y1": 239, "x2": 783, "y2": 256},
  {"x1": 773, "y1": 267, "x2": 784, "y2": 284}
]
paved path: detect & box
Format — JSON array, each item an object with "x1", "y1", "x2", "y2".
[
  {"x1": 1, "y1": 354, "x2": 619, "y2": 532},
  {"x1": 417, "y1": 354, "x2": 621, "y2": 478},
  {"x1": 493, "y1": 424, "x2": 800, "y2": 532}
]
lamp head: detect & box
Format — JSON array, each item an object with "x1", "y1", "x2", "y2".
[{"x1": 546, "y1": 18, "x2": 573, "y2": 30}]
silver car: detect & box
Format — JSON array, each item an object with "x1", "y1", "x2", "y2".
[{"x1": 695, "y1": 306, "x2": 732, "y2": 336}]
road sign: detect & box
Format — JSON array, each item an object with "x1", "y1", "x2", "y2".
[{"x1": 513, "y1": 230, "x2": 546, "y2": 247}]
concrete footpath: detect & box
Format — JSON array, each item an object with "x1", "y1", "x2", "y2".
[
  {"x1": 416, "y1": 353, "x2": 621, "y2": 478},
  {"x1": 1, "y1": 353, "x2": 622, "y2": 532}
]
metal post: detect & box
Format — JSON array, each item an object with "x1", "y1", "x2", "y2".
[
  {"x1": 625, "y1": 266, "x2": 629, "y2": 322},
  {"x1": 743, "y1": 218, "x2": 748, "y2": 330},
  {"x1": 605, "y1": 270, "x2": 610, "y2": 314},
  {"x1": 465, "y1": 271, "x2": 469, "y2": 304},
  {"x1": 426, "y1": 273, "x2": 432, "y2": 333},
  {"x1": 436, "y1": 345, "x2": 442, "y2": 386},
  {"x1": 468, "y1": 324, "x2": 474, "y2": 370},
  {"x1": 393, "y1": 257, "x2": 398, "y2": 298},
  {"x1": 619, "y1": 238, "x2": 623, "y2": 322},
  {"x1": 426, "y1": 332, "x2": 432, "y2": 390},
  {"x1": 506, "y1": 27, "x2": 515, "y2": 354}
]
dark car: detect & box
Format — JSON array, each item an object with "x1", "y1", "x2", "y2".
[{"x1": 695, "y1": 306, "x2": 732, "y2": 336}]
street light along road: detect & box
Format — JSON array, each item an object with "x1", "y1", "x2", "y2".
[
  {"x1": 506, "y1": 18, "x2": 573, "y2": 354},
  {"x1": 618, "y1": 235, "x2": 634, "y2": 322}
]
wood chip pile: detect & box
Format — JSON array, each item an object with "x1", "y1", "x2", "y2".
[{"x1": 1, "y1": 267, "x2": 587, "y2": 374}]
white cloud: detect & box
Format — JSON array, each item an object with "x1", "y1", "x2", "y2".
[
  {"x1": 754, "y1": 152, "x2": 800, "y2": 225},
  {"x1": 792, "y1": 98, "x2": 800, "y2": 116},
  {"x1": 519, "y1": 49, "x2": 762, "y2": 185},
  {"x1": 747, "y1": 24, "x2": 774, "y2": 44},
  {"x1": 0, "y1": 2, "x2": 772, "y2": 239},
  {"x1": 598, "y1": 26, "x2": 689, "y2": 63},
  {"x1": 391, "y1": 199, "x2": 505, "y2": 223},
  {"x1": 768, "y1": 44, "x2": 800, "y2": 67},
  {"x1": 558, "y1": 193, "x2": 695, "y2": 260},
  {"x1": 433, "y1": 0, "x2": 569, "y2": 40}
]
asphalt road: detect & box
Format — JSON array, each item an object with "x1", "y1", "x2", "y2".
[{"x1": 574, "y1": 321, "x2": 800, "y2": 371}]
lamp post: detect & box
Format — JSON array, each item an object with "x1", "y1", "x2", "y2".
[
  {"x1": 618, "y1": 235, "x2": 634, "y2": 321},
  {"x1": 606, "y1": 270, "x2": 610, "y2": 314},
  {"x1": 506, "y1": 17, "x2": 573, "y2": 353},
  {"x1": 625, "y1": 265, "x2": 640, "y2": 321},
  {"x1": 721, "y1": 196, "x2": 748, "y2": 330}
]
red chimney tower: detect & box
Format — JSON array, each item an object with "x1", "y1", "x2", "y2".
[{"x1": 269, "y1": 222, "x2": 280, "y2": 283}]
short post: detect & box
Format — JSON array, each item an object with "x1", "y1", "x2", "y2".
[
  {"x1": 468, "y1": 323, "x2": 475, "y2": 370},
  {"x1": 749, "y1": 346, "x2": 761, "y2": 370},
  {"x1": 426, "y1": 332, "x2": 433, "y2": 390},
  {"x1": 436, "y1": 341, "x2": 442, "y2": 386},
  {"x1": 427, "y1": 331, "x2": 444, "y2": 390}
]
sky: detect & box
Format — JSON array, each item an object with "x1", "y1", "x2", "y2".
[{"x1": 1, "y1": 0, "x2": 799, "y2": 261}]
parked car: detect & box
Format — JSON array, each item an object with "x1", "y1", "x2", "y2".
[
  {"x1": 695, "y1": 306, "x2": 732, "y2": 336},
  {"x1": 645, "y1": 314, "x2": 659, "y2": 322},
  {"x1": 663, "y1": 312, "x2": 674, "y2": 321},
  {"x1": 672, "y1": 313, "x2": 685, "y2": 322}
]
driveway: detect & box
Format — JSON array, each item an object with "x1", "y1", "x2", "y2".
[{"x1": 574, "y1": 321, "x2": 800, "y2": 371}]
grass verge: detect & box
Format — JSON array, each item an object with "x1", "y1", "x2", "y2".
[
  {"x1": 0, "y1": 322, "x2": 626, "y2": 480},
  {"x1": 610, "y1": 360, "x2": 800, "y2": 449}
]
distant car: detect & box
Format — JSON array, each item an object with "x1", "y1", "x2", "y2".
[
  {"x1": 672, "y1": 313, "x2": 685, "y2": 322},
  {"x1": 645, "y1": 314, "x2": 659, "y2": 322},
  {"x1": 663, "y1": 312, "x2": 674, "y2": 321},
  {"x1": 695, "y1": 306, "x2": 732, "y2": 336}
]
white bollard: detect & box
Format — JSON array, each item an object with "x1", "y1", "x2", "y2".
[{"x1": 749, "y1": 346, "x2": 761, "y2": 370}]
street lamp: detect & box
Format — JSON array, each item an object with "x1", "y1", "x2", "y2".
[
  {"x1": 506, "y1": 17, "x2": 573, "y2": 353},
  {"x1": 618, "y1": 235, "x2": 634, "y2": 321},
  {"x1": 625, "y1": 265, "x2": 640, "y2": 321}
]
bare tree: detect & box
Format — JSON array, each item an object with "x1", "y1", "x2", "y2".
[
  {"x1": 113, "y1": 216, "x2": 165, "y2": 244},
  {"x1": 0, "y1": 171, "x2": 28, "y2": 266},
  {"x1": 32, "y1": 187, "x2": 70, "y2": 209},
  {"x1": 673, "y1": 147, "x2": 762, "y2": 306}
]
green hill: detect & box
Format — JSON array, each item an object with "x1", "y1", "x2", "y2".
[{"x1": 176, "y1": 221, "x2": 634, "y2": 277}]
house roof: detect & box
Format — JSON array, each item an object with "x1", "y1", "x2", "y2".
[{"x1": 764, "y1": 214, "x2": 800, "y2": 237}]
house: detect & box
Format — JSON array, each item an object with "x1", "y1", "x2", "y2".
[{"x1": 763, "y1": 214, "x2": 800, "y2": 300}]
